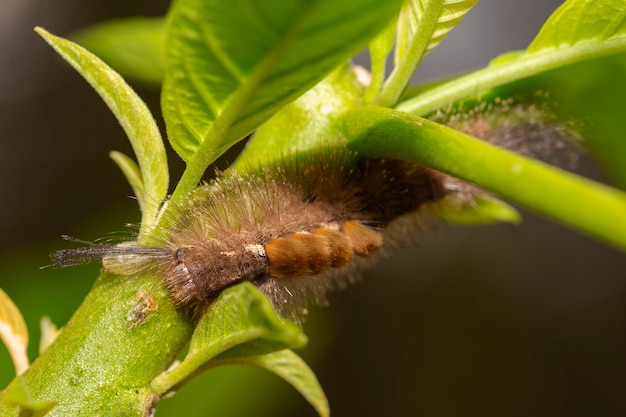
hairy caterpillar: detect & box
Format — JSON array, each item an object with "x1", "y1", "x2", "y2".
[
  {"x1": 51, "y1": 100, "x2": 580, "y2": 318},
  {"x1": 53, "y1": 152, "x2": 458, "y2": 318}
]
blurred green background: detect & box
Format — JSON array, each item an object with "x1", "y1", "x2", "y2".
[{"x1": 1, "y1": 0, "x2": 625, "y2": 416}]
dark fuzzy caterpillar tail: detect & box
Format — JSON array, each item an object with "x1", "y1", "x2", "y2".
[
  {"x1": 50, "y1": 236, "x2": 169, "y2": 269},
  {"x1": 431, "y1": 99, "x2": 582, "y2": 169}
]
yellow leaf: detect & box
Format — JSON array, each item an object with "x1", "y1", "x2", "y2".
[{"x1": 0, "y1": 288, "x2": 29, "y2": 375}]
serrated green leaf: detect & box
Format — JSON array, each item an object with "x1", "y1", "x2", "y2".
[
  {"x1": 244, "y1": 350, "x2": 329, "y2": 417},
  {"x1": 72, "y1": 17, "x2": 165, "y2": 85},
  {"x1": 377, "y1": 0, "x2": 479, "y2": 107},
  {"x1": 0, "y1": 288, "x2": 29, "y2": 375},
  {"x1": 150, "y1": 282, "x2": 307, "y2": 395},
  {"x1": 4, "y1": 377, "x2": 56, "y2": 417},
  {"x1": 396, "y1": 0, "x2": 626, "y2": 116},
  {"x1": 35, "y1": 28, "x2": 169, "y2": 238},
  {"x1": 109, "y1": 151, "x2": 146, "y2": 213},
  {"x1": 162, "y1": 0, "x2": 404, "y2": 206}
]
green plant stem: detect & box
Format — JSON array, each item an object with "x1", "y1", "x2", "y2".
[
  {"x1": 363, "y1": 19, "x2": 395, "y2": 105},
  {"x1": 362, "y1": 52, "x2": 386, "y2": 105},
  {"x1": 0, "y1": 272, "x2": 193, "y2": 416},
  {"x1": 167, "y1": 121, "x2": 229, "y2": 209},
  {"x1": 343, "y1": 106, "x2": 626, "y2": 251},
  {"x1": 377, "y1": 1, "x2": 445, "y2": 107},
  {"x1": 396, "y1": 38, "x2": 626, "y2": 115}
]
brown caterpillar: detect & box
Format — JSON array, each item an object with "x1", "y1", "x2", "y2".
[
  {"x1": 52, "y1": 152, "x2": 459, "y2": 318},
  {"x1": 51, "y1": 100, "x2": 581, "y2": 318}
]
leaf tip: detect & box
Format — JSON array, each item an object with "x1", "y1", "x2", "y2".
[
  {"x1": 440, "y1": 196, "x2": 522, "y2": 225},
  {"x1": 34, "y1": 26, "x2": 51, "y2": 40}
]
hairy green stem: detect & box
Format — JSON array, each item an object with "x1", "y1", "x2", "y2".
[{"x1": 0, "y1": 272, "x2": 193, "y2": 416}]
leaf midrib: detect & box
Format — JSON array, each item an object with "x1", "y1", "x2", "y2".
[{"x1": 167, "y1": 1, "x2": 323, "y2": 209}]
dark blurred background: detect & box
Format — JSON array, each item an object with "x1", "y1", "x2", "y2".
[{"x1": 1, "y1": 1, "x2": 626, "y2": 416}]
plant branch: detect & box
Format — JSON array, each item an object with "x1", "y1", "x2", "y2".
[
  {"x1": 0, "y1": 272, "x2": 193, "y2": 416},
  {"x1": 343, "y1": 106, "x2": 626, "y2": 251},
  {"x1": 396, "y1": 38, "x2": 626, "y2": 115}
]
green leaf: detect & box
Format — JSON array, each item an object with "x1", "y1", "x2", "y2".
[
  {"x1": 528, "y1": 0, "x2": 626, "y2": 51},
  {"x1": 377, "y1": 0, "x2": 479, "y2": 107},
  {"x1": 150, "y1": 282, "x2": 307, "y2": 395},
  {"x1": 35, "y1": 28, "x2": 169, "y2": 239},
  {"x1": 72, "y1": 17, "x2": 166, "y2": 85},
  {"x1": 4, "y1": 377, "x2": 56, "y2": 417},
  {"x1": 243, "y1": 350, "x2": 329, "y2": 417},
  {"x1": 0, "y1": 288, "x2": 29, "y2": 375},
  {"x1": 364, "y1": 18, "x2": 396, "y2": 104},
  {"x1": 162, "y1": 0, "x2": 404, "y2": 207},
  {"x1": 439, "y1": 195, "x2": 521, "y2": 225},
  {"x1": 109, "y1": 151, "x2": 146, "y2": 213},
  {"x1": 194, "y1": 283, "x2": 306, "y2": 361},
  {"x1": 342, "y1": 106, "x2": 626, "y2": 251},
  {"x1": 396, "y1": 0, "x2": 626, "y2": 115},
  {"x1": 233, "y1": 63, "x2": 364, "y2": 170}
]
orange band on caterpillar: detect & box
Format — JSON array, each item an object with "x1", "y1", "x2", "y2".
[{"x1": 266, "y1": 221, "x2": 381, "y2": 278}]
